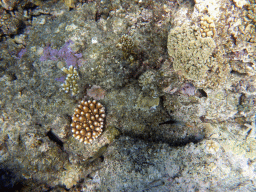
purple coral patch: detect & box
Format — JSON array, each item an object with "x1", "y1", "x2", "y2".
[
  {"x1": 40, "y1": 40, "x2": 82, "y2": 68},
  {"x1": 74, "y1": 53, "x2": 83, "y2": 58},
  {"x1": 17, "y1": 48, "x2": 27, "y2": 59},
  {"x1": 40, "y1": 45, "x2": 57, "y2": 61},
  {"x1": 64, "y1": 52, "x2": 78, "y2": 67}
]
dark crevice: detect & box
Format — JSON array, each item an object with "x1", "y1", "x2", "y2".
[
  {"x1": 46, "y1": 130, "x2": 63, "y2": 148},
  {"x1": 95, "y1": 10, "x2": 101, "y2": 21},
  {"x1": 99, "y1": 155, "x2": 104, "y2": 162},
  {"x1": 230, "y1": 33, "x2": 237, "y2": 45},
  {"x1": 6, "y1": 71, "x2": 17, "y2": 81},
  {"x1": 86, "y1": 174, "x2": 94, "y2": 180},
  {"x1": 230, "y1": 70, "x2": 247, "y2": 77},
  {"x1": 0, "y1": 167, "x2": 24, "y2": 192},
  {"x1": 238, "y1": 93, "x2": 246, "y2": 105},
  {"x1": 159, "y1": 119, "x2": 178, "y2": 125},
  {"x1": 196, "y1": 89, "x2": 207, "y2": 98}
]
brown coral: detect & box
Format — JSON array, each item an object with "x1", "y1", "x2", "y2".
[
  {"x1": 117, "y1": 34, "x2": 136, "y2": 59},
  {"x1": 71, "y1": 100, "x2": 105, "y2": 144}
]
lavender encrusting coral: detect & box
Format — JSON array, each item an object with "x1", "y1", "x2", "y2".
[
  {"x1": 40, "y1": 40, "x2": 83, "y2": 67},
  {"x1": 17, "y1": 48, "x2": 27, "y2": 59}
]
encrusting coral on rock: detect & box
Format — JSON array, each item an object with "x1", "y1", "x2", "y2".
[
  {"x1": 167, "y1": 24, "x2": 216, "y2": 83},
  {"x1": 71, "y1": 100, "x2": 105, "y2": 144}
]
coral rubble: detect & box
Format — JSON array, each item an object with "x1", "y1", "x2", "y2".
[{"x1": 246, "y1": 0, "x2": 256, "y2": 25}]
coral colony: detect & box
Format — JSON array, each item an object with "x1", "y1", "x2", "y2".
[
  {"x1": 40, "y1": 40, "x2": 82, "y2": 95},
  {"x1": 71, "y1": 100, "x2": 106, "y2": 144},
  {"x1": 61, "y1": 66, "x2": 80, "y2": 96}
]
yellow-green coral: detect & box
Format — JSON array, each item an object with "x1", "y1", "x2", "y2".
[
  {"x1": 167, "y1": 24, "x2": 216, "y2": 81},
  {"x1": 61, "y1": 66, "x2": 79, "y2": 95}
]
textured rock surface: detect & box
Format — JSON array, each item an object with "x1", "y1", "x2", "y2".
[{"x1": 0, "y1": 0, "x2": 255, "y2": 191}]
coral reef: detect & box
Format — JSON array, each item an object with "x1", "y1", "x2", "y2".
[
  {"x1": 138, "y1": 70, "x2": 160, "y2": 98},
  {"x1": 0, "y1": 0, "x2": 55, "y2": 39},
  {"x1": 0, "y1": 9, "x2": 24, "y2": 37},
  {"x1": 71, "y1": 100, "x2": 105, "y2": 144},
  {"x1": 0, "y1": 0, "x2": 256, "y2": 191}
]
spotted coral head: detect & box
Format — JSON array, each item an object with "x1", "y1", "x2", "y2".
[{"x1": 71, "y1": 100, "x2": 105, "y2": 144}]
